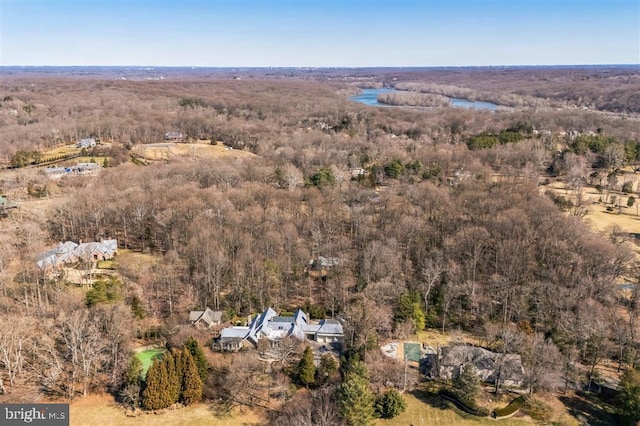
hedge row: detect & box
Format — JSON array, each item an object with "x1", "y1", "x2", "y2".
[
  {"x1": 492, "y1": 396, "x2": 526, "y2": 419},
  {"x1": 439, "y1": 390, "x2": 489, "y2": 417}
]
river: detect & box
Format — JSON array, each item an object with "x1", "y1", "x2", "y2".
[{"x1": 350, "y1": 88, "x2": 501, "y2": 111}]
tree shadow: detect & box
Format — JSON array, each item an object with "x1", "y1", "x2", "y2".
[
  {"x1": 558, "y1": 393, "x2": 619, "y2": 426},
  {"x1": 409, "y1": 388, "x2": 450, "y2": 411}
]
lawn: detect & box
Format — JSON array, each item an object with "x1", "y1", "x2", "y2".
[
  {"x1": 136, "y1": 348, "x2": 166, "y2": 376},
  {"x1": 96, "y1": 259, "x2": 114, "y2": 269},
  {"x1": 375, "y1": 389, "x2": 533, "y2": 426},
  {"x1": 69, "y1": 394, "x2": 264, "y2": 426},
  {"x1": 41, "y1": 145, "x2": 81, "y2": 161},
  {"x1": 541, "y1": 179, "x2": 640, "y2": 235},
  {"x1": 75, "y1": 156, "x2": 108, "y2": 164}
]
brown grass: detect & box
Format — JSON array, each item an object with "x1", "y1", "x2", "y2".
[
  {"x1": 542, "y1": 180, "x2": 640, "y2": 235},
  {"x1": 131, "y1": 141, "x2": 256, "y2": 162},
  {"x1": 69, "y1": 394, "x2": 264, "y2": 426},
  {"x1": 41, "y1": 145, "x2": 81, "y2": 161}
]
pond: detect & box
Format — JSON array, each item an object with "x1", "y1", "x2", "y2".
[
  {"x1": 136, "y1": 347, "x2": 166, "y2": 376},
  {"x1": 350, "y1": 88, "x2": 501, "y2": 110}
]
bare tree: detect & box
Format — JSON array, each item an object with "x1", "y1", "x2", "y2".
[
  {"x1": 0, "y1": 316, "x2": 32, "y2": 390},
  {"x1": 418, "y1": 251, "x2": 446, "y2": 314},
  {"x1": 56, "y1": 309, "x2": 108, "y2": 396},
  {"x1": 521, "y1": 332, "x2": 561, "y2": 395},
  {"x1": 270, "y1": 386, "x2": 339, "y2": 426}
]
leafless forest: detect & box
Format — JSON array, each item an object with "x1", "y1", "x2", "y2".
[{"x1": 1, "y1": 66, "x2": 640, "y2": 424}]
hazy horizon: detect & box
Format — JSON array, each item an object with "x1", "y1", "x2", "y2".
[
  {"x1": 1, "y1": 0, "x2": 638, "y2": 68},
  {"x1": 1, "y1": 64, "x2": 638, "y2": 69}
]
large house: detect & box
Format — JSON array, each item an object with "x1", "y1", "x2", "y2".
[
  {"x1": 308, "y1": 256, "x2": 340, "y2": 270},
  {"x1": 218, "y1": 307, "x2": 344, "y2": 352},
  {"x1": 37, "y1": 239, "x2": 118, "y2": 273},
  {"x1": 76, "y1": 138, "x2": 96, "y2": 149},
  {"x1": 164, "y1": 131, "x2": 184, "y2": 141},
  {"x1": 423, "y1": 345, "x2": 526, "y2": 387}
]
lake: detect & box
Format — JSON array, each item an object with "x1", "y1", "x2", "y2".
[{"x1": 350, "y1": 88, "x2": 501, "y2": 110}]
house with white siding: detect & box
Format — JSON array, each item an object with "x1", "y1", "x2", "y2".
[{"x1": 217, "y1": 307, "x2": 344, "y2": 352}]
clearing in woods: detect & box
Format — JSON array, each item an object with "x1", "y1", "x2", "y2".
[{"x1": 131, "y1": 140, "x2": 256, "y2": 161}]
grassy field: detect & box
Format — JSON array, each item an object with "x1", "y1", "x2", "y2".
[
  {"x1": 131, "y1": 141, "x2": 256, "y2": 161},
  {"x1": 69, "y1": 394, "x2": 264, "y2": 426},
  {"x1": 375, "y1": 390, "x2": 532, "y2": 426},
  {"x1": 41, "y1": 145, "x2": 80, "y2": 159},
  {"x1": 415, "y1": 328, "x2": 479, "y2": 347},
  {"x1": 542, "y1": 179, "x2": 640, "y2": 235},
  {"x1": 75, "y1": 156, "x2": 108, "y2": 164}
]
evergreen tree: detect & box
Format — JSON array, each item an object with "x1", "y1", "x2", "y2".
[
  {"x1": 141, "y1": 358, "x2": 173, "y2": 410},
  {"x1": 184, "y1": 337, "x2": 208, "y2": 383},
  {"x1": 173, "y1": 349, "x2": 185, "y2": 389},
  {"x1": 180, "y1": 348, "x2": 203, "y2": 405},
  {"x1": 395, "y1": 292, "x2": 425, "y2": 331},
  {"x1": 619, "y1": 368, "x2": 640, "y2": 425},
  {"x1": 316, "y1": 353, "x2": 338, "y2": 385},
  {"x1": 342, "y1": 356, "x2": 368, "y2": 380},
  {"x1": 163, "y1": 352, "x2": 181, "y2": 404},
  {"x1": 374, "y1": 389, "x2": 407, "y2": 419},
  {"x1": 120, "y1": 356, "x2": 143, "y2": 408},
  {"x1": 297, "y1": 346, "x2": 316, "y2": 387},
  {"x1": 337, "y1": 360, "x2": 375, "y2": 426},
  {"x1": 123, "y1": 356, "x2": 143, "y2": 386},
  {"x1": 453, "y1": 363, "x2": 481, "y2": 405}
]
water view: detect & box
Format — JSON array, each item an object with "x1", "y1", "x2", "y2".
[{"x1": 350, "y1": 88, "x2": 501, "y2": 110}]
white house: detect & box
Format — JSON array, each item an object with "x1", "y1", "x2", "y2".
[
  {"x1": 76, "y1": 138, "x2": 96, "y2": 149},
  {"x1": 218, "y1": 307, "x2": 344, "y2": 352}
]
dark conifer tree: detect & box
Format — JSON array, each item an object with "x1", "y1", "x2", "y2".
[
  {"x1": 142, "y1": 358, "x2": 173, "y2": 410},
  {"x1": 163, "y1": 352, "x2": 181, "y2": 404},
  {"x1": 180, "y1": 348, "x2": 203, "y2": 405},
  {"x1": 184, "y1": 337, "x2": 208, "y2": 382},
  {"x1": 297, "y1": 346, "x2": 316, "y2": 387}
]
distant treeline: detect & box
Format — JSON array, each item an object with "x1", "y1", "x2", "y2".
[{"x1": 394, "y1": 82, "x2": 551, "y2": 109}]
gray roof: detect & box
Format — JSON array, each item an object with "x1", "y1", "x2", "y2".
[
  {"x1": 315, "y1": 319, "x2": 344, "y2": 336},
  {"x1": 44, "y1": 167, "x2": 68, "y2": 175},
  {"x1": 102, "y1": 239, "x2": 118, "y2": 252},
  {"x1": 271, "y1": 316, "x2": 295, "y2": 323},
  {"x1": 220, "y1": 307, "x2": 343, "y2": 346},
  {"x1": 76, "y1": 163, "x2": 101, "y2": 172},
  {"x1": 439, "y1": 345, "x2": 525, "y2": 383},
  {"x1": 309, "y1": 256, "x2": 340, "y2": 268},
  {"x1": 36, "y1": 253, "x2": 59, "y2": 270},
  {"x1": 220, "y1": 327, "x2": 250, "y2": 339},
  {"x1": 190, "y1": 307, "x2": 223, "y2": 326},
  {"x1": 36, "y1": 239, "x2": 117, "y2": 270},
  {"x1": 77, "y1": 138, "x2": 96, "y2": 147}
]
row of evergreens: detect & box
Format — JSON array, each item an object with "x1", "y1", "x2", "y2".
[{"x1": 121, "y1": 338, "x2": 207, "y2": 411}]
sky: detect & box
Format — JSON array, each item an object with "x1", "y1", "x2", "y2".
[{"x1": 0, "y1": 0, "x2": 638, "y2": 67}]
